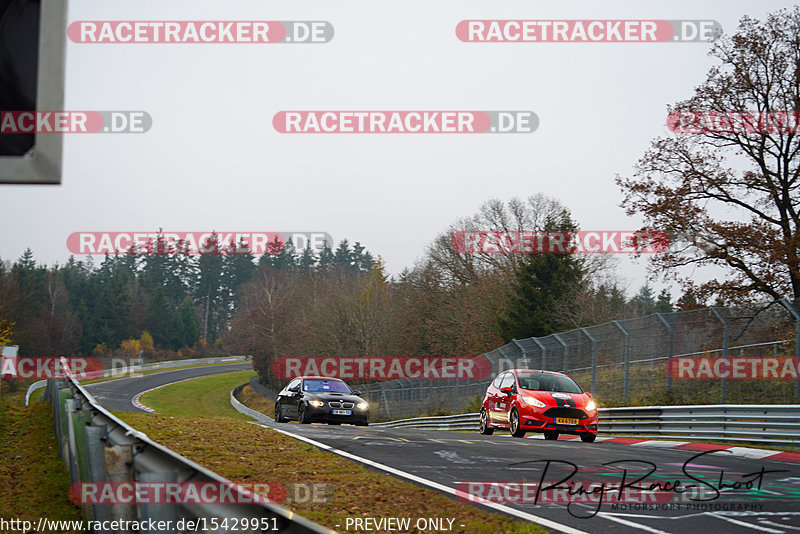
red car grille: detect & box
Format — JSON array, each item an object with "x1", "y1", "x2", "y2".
[{"x1": 543, "y1": 407, "x2": 588, "y2": 420}]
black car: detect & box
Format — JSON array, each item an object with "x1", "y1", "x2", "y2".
[{"x1": 274, "y1": 376, "x2": 369, "y2": 426}]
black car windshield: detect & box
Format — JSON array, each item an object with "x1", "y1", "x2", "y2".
[
  {"x1": 303, "y1": 379, "x2": 351, "y2": 393},
  {"x1": 516, "y1": 373, "x2": 583, "y2": 394}
]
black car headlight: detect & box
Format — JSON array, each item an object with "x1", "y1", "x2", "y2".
[
  {"x1": 308, "y1": 400, "x2": 325, "y2": 408},
  {"x1": 357, "y1": 402, "x2": 369, "y2": 410}
]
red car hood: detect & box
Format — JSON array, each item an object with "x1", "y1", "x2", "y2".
[{"x1": 522, "y1": 389, "x2": 590, "y2": 408}]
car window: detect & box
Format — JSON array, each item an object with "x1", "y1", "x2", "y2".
[
  {"x1": 492, "y1": 373, "x2": 505, "y2": 388},
  {"x1": 303, "y1": 379, "x2": 351, "y2": 393},
  {"x1": 286, "y1": 378, "x2": 301, "y2": 391},
  {"x1": 499, "y1": 373, "x2": 516, "y2": 390},
  {"x1": 517, "y1": 373, "x2": 582, "y2": 394}
]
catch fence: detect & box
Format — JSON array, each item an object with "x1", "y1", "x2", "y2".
[{"x1": 353, "y1": 302, "x2": 800, "y2": 420}]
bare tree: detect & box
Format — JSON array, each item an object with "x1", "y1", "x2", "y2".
[{"x1": 618, "y1": 8, "x2": 800, "y2": 306}]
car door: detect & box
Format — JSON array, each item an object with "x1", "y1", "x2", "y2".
[
  {"x1": 279, "y1": 378, "x2": 302, "y2": 418},
  {"x1": 496, "y1": 372, "x2": 517, "y2": 424},
  {"x1": 487, "y1": 372, "x2": 505, "y2": 424}
]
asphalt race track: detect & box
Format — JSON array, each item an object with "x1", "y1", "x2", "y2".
[
  {"x1": 82, "y1": 362, "x2": 252, "y2": 412},
  {"x1": 263, "y1": 423, "x2": 800, "y2": 534},
  {"x1": 92, "y1": 367, "x2": 800, "y2": 534}
]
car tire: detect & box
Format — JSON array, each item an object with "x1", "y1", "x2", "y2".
[
  {"x1": 509, "y1": 409, "x2": 526, "y2": 438},
  {"x1": 479, "y1": 409, "x2": 494, "y2": 435},
  {"x1": 355, "y1": 421, "x2": 368, "y2": 426},
  {"x1": 298, "y1": 405, "x2": 311, "y2": 424},
  {"x1": 274, "y1": 405, "x2": 288, "y2": 423},
  {"x1": 543, "y1": 430, "x2": 559, "y2": 440},
  {"x1": 581, "y1": 434, "x2": 597, "y2": 443},
  {"x1": 327, "y1": 421, "x2": 340, "y2": 425}
]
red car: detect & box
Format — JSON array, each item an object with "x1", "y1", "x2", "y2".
[{"x1": 479, "y1": 369, "x2": 598, "y2": 442}]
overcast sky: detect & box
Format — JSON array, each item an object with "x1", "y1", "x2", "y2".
[{"x1": 1, "y1": 0, "x2": 793, "y2": 297}]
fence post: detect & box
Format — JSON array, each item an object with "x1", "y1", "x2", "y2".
[
  {"x1": 511, "y1": 339, "x2": 528, "y2": 368},
  {"x1": 613, "y1": 321, "x2": 631, "y2": 403},
  {"x1": 581, "y1": 328, "x2": 598, "y2": 393},
  {"x1": 554, "y1": 333, "x2": 568, "y2": 373},
  {"x1": 779, "y1": 298, "x2": 800, "y2": 402},
  {"x1": 532, "y1": 338, "x2": 547, "y2": 370},
  {"x1": 656, "y1": 313, "x2": 675, "y2": 391},
  {"x1": 711, "y1": 308, "x2": 730, "y2": 403}
]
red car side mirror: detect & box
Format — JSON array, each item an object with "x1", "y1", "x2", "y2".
[{"x1": 500, "y1": 386, "x2": 513, "y2": 395}]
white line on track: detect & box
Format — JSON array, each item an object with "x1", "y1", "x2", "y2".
[
  {"x1": 595, "y1": 512, "x2": 673, "y2": 533},
  {"x1": 712, "y1": 514, "x2": 786, "y2": 533}
]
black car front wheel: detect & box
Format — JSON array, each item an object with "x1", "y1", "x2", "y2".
[
  {"x1": 509, "y1": 409, "x2": 526, "y2": 438},
  {"x1": 581, "y1": 434, "x2": 597, "y2": 443},
  {"x1": 543, "y1": 430, "x2": 559, "y2": 440},
  {"x1": 298, "y1": 405, "x2": 311, "y2": 424},
  {"x1": 479, "y1": 409, "x2": 494, "y2": 435},
  {"x1": 274, "y1": 405, "x2": 288, "y2": 423}
]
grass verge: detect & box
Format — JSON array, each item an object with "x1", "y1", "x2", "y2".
[
  {"x1": 0, "y1": 388, "x2": 82, "y2": 532},
  {"x1": 78, "y1": 361, "x2": 251, "y2": 385},
  {"x1": 117, "y1": 374, "x2": 548, "y2": 533},
  {"x1": 137, "y1": 370, "x2": 256, "y2": 419}
]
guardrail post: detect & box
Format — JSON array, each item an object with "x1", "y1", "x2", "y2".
[
  {"x1": 139, "y1": 471, "x2": 179, "y2": 530},
  {"x1": 613, "y1": 321, "x2": 631, "y2": 402},
  {"x1": 779, "y1": 298, "x2": 800, "y2": 401},
  {"x1": 85, "y1": 425, "x2": 111, "y2": 531},
  {"x1": 711, "y1": 308, "x2": 729, "y2": 403},
  {"x1": 656, "y1": 313, "x2": 675, "y2": 391},
  {"x1": 64, "y1": 398, "x2": 81, "y2": 485},
  {"x1": 104, "y1": 444, "x2": 137, "y2": 531},
  {"x1": 581, "y1": 328, "x2": 598, "y2": 393},
  {"x1": 553, "y1": 333, "x2": 568, "y2": 373}
]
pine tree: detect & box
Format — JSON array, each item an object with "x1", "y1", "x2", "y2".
[{"x1": 496, "y1": 211, "x2": 585, "y2": 340}]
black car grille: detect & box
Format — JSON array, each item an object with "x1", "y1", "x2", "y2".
[
  {"x1": 543, "y1": 408, "x2": 588, "y2": 420},
  {"x1": 328, "y1": 401, "x2": 354, "y2": 409}
]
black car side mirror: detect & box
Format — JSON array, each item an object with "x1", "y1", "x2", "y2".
[
  {"x1": 289, "y1": 385, "x2": 300, "y2": 393},
  {"x1": 352, "y1": 390, "x2": 362, "y2": 396}
]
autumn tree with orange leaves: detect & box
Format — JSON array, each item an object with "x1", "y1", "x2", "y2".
[{"x1": 618, "y1": 8, "x2": 800, "y2": 307}]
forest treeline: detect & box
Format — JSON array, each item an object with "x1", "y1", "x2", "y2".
[{"x1": 1, "y1": 196, "x2": 686, "y2": 387}]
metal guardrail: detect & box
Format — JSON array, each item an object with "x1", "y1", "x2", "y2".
[
  {"x1": 231, "y1": 383, "x2": 274, "y2": 425},
  {"x1": 25, "y1": 356, "x2": 251, "y2": 406},
  {"x1": 599, "y1": 404, "x2": 800, "y2": 446},
  {"x1": 49, "y1": 360, "x2": 329, "y2": 534},
  {"x1": 373, "y1": 405, "x2": 800, "y2": 447}
]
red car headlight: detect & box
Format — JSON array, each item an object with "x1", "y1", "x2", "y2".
[{"x1": 520, "y1": 395, "x2": 546, "y2": 408}]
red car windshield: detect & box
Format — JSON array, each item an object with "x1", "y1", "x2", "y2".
[
  {"x1": 516, "y1": 373, "x2": 583, "y2": 394},
  {"x1": 303, "y1": 379, "x2": 351, "y2": 393}
]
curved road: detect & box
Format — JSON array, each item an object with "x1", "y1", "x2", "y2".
[
  {"x1": 90, "y1": 366, "x2": 800, "y2": 534},
  {"x1": 82, "y1": 362, "x2": 252, "y2": 412}
]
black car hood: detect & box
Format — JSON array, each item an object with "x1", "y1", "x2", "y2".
[{"x1": 304, "y1": 392, "x2": 364, "y2": 403}]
